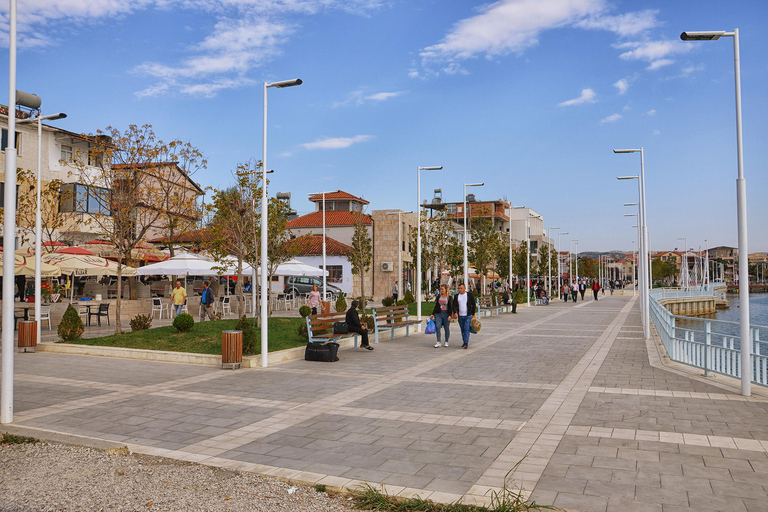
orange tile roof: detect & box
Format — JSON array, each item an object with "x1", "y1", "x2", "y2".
[
  {"x1": 286, "y1": 235, "x2": 352, "y2": 256},
  {"x1": 286, "y1": 210, "x2": 372, "y2": 228},
  {"x1": 308, "y1": 190, "x2": 369, "y2": 205}
]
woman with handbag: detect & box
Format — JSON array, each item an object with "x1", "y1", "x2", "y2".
[
  {"x1": 430, "y1": 284, "x2": 454, "y2": 348},
  {"x1": 452, "y1": 283, "x2": 476, "y2": 349}
]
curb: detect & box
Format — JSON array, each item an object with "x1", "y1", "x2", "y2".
[{"x1": 1, "y1": 425, "x2": 129, "y2": 455}]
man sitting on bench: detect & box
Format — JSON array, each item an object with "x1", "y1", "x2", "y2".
[{"x1": 346, "y1": 300, "x2": 374, "y2": 351}]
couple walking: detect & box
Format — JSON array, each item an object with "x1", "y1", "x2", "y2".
[{"x1": 429, "y1": 283, "x2": 477, "y2": 349}]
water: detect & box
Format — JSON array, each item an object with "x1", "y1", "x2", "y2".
[{"x1": 712, "y1": 293, "x2": 768, "y2": 327}]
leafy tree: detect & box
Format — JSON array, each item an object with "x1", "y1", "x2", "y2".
[
  {"x1": 468, "y1": 219, "x2": 500, "y2": 293},
  {"x1": 15, "y1": 169, "x2": 70, "y2": 251},
  {"x1": 348, "y1": 211, "x2": 373, "y2": 311},
  {"x1": 265, "y1": 199, "x2": 311, "y2": 316},
  {"x1": 447, "y1": 237, "x2": 464, "y2": 284},
  {"x1": 578, "y1": 257, "x2": 599, "y2": 279},
  {"x1": 71, "y1": 124, "x2": 203, "y2": 334},
  {"x1": 512, "y1": 241, "x2": 528, "y2": 278}
]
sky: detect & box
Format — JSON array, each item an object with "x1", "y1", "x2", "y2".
[{"x1": 1, "y1": 0, "x2": 767, "y2": 253}]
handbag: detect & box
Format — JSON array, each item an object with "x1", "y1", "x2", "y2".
[
  {"x1": 470, "y1": 317, "x2": 481, "y2": 334},
  {"x1": 333, "y1": 321, "x2": 348, "y2": 334},
  {"x1": 424, "y1": 318, "x2": 435, "y2": 335}
]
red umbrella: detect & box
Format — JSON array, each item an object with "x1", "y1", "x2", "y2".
[
  {"x1": 57, "y1": 247, "x2": 95, "y2": 256},
  {"x1": 42, "y1": 241, "x2": 67, "y2": 247}
]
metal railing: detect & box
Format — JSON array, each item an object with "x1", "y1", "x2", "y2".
[{"x1": 649, "y1": 288, "x2": 768, "y2": 387}]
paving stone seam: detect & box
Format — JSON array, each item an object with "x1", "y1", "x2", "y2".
[
  {"x1": 565, "y1": 425, "x2": 768, "y2": 451},
  {"x1": 587, "y1": 386, "x2": 768, "y2": 403},
  {"x1": 327, "y1": 405, "x2": 527, "y2": 430},
  {"x1": 466, "y1": 297, "x2": 637, "y2": 499},
  {"x1": 14, "y1": 373, "x2": 137, "y2": 392},
  {"x1": 410, "y1": 377, "x2": 558, "y2": 391}
]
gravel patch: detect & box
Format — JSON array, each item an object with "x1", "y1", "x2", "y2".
[{"x1": 0, "y1": 442, "x2": 359, "y2": 511}]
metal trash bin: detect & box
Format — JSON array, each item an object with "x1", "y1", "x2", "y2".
[
  {"x1": 18, "y1": 320, "x2": 37, "y2": 352},
  {"x1": 222, "y1": 330, "x2": 243, "y2": 369}
]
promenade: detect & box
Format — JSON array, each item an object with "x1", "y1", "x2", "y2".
[{"x1": 4, "y1": 295, "x2": 768, "y2": 511}]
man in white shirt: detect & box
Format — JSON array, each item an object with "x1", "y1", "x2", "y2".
[{"x1": 452, "y1": 283, "x2": 476, "y2": 349}]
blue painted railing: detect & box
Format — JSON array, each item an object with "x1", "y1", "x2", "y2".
[{"x1": 649, "y1": 287, "x2": 768, "y2": 387}]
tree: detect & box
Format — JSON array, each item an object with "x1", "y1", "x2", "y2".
[
  {"x1": 265, "y1": 199, "x2": 311, "y2": 316},
  {"x1": 348, "y1": 211, "x2": 373, "y2": 311},
  {"x1": 15, "y1": 169, "x2": 69, "y2": 251},
  {"x1": 205, "y1": 162, "x2": 260, "y2": 317},
  {"x1": 447, "y1": 237, "x2": 463, "y2": 284},
  {"x1": 512, "y1": 241, "x2": 528, "y2": 279},
  {"x1": 578, "y1": 257, "x2": 599, "y2": 279},
  {"x1": 468, "y1": 219, "x2": 500, "y2": 293},
  {"x1": 415, "y1": 211, "x2": 453, "y2": 292},
  {"x1": 71, "y1": 124, "x2": 204, "y2": 334}
]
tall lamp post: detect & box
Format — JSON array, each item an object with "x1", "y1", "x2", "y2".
[
  {"x1": 682, "y1": 29, "x2": 750, "y2": 396},
  {"x1": 309, "y1": 192, "x2": 329, "y2": 301},
  {"x1": 18, "y1": 110, "x2": 67, "y2": 346},
  {"x1": 261, "y1": 78, "x2": 302, "y2": 368},
  {"x1": 547, "y1": 227, "x2": 560, "y2": 298},
  {"x1": 417, "y1": 166, "x2": 442, "y2": 331},
  {"x1": 678, "y1": 237, "x2": 689, "y2": 291},
  {"x1": 462, "y1": 182, "x2": 483, "y2": 290},
  {"x1": 617, "y1": 157, "x2": 649, "y2": 341},
  {"x1": 557, "y1": 232, "x2": 569, "y2": 299}
]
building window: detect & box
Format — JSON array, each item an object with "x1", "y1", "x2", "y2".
[
  {"x1": 59, "y1": 183, "x2": 111, "y2": 215},
  {"x1": 350, "y1": 201, "x2": 362, "y2": 212},
  {"x1": 61, "y1": 145, "x2": 73, "y2": 163},
  {"x1": 1, "y1": 129, "x2": 21, "y2": 154},
  {"x1": 0, "y1": 182, "x2": 19, "y2": 209},
  {"x1": 446, "y1": 204, "x2": 456, "y2": 214},
  {"x1": 325, "y1": 265, "x2": 343, "y2": 283}
]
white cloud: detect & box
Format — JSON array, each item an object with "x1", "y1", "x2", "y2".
[
  {"x1": 558, "y1": 88, "x2": 597, "y2": 107},
  {"x1": 365, "y1": 91, "x2": 405, "y2": 101},
  {"x1": 420, "y1": 0, "x2": 605, "y2": 65},
  {"x1": 575, "y1": 9, "x2": 659, "y2": 37},
  {"x1": 614, "y1": 78, "x2": 629, "y2": 95},
  {"x1": 600, "y1": 113, "x2": 622, "y2": 123},
  {"x1": 652, "y1": 129, "x2": 661, "y2": 136},
  {"x1": 302, "y1": 135, "x2": 373, "y2": 150},
  {"x1": 646, "y1": 109, "x2": 656, "y2": 116},
  {"x1": 615, "y1": 39, "x2": 690, "y2": 70},
  {"x1": 681, "y1": 63, "x2": 705, "y2": 76},
  {"x1": 1, "y1": 0, "x2": 382, "y2": 95}
]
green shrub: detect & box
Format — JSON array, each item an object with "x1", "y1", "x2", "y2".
[
  {"x1": 58, "y1": 304, "x2": 84, "y2": 341},
  {"x1": 129, "y1": 314, "x2": 152, "y2": 332},
  {"x1": 297, "y1": 320, "x2": 309, "y2": 341},
  {"x1": 235, "y1": 315, "x2": 258, "y2": 355},
  {"x1": 514, "y1": 290, "x2": 524, "y2": 304},
  {"x1": 172, "y1": 313, "x2": 194, "y2": 333},
  {"x1": 361, "y1": 314, "x2": 375, "y2": 330},
  {"x1": 396, "y1": 299, "x2": 407, "y2": 306},
  {"x1": 381, "y1": 296, "x2": 395, "y2": 307},
  {"x1": 299, "y1": 305, "x2": 312, "y2": 318},
  {"x1": 403, "y1": 290, "x2": 415, "y2": 304},
  {"x1": 335, "y1": 294, "x2": 347, "y2": 313}
]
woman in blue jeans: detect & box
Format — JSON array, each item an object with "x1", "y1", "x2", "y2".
[
  {"x1": 430, "y1": 284, "x2": 455, "y2": 348},
  {"x1": 452, "y1": 283, "x2": 477, "y2": 349}
]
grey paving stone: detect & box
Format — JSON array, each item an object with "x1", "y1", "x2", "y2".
[
  {"x1": 553, "y1": 492, "x2": 608, "y2": 512},
  {"x1": 585, "y1": 480, "x2": 636, "y2": 500},
  {"x1": 535, "y1": 476, "x2": 588, "y2": 494},
  {"x1": 381, "y1": 473, "x2": 433, "y2": 489},
  {"x1": 606, "y1": 498, "x2": 663, "y2": 512},
  {"x1": 423, "y1": 479, "x2": 473, "y2": 494},
  {"x1": 592, "y1": 456, "x2": 637, "y2": 471},
  {"x1": 566, "y1": 465, "x2": 613, "y2": 482},
  {"x1": 635, "y1": 485, "x2": 689, "y2": 506},
  {"x1": 376, "y1": 459, "x2": 425, "y2": 475},
  {"x1": 611, "y1": 469, "x2": 661, "y2": 487},
  {"x1": 688, "y1": 492, "x2": 748, "y2": 512},
  {"x1": 416, "y1": 464, "x2": 467, "y2": 480}
]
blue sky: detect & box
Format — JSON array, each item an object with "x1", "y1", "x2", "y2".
[{"x1": 2, "y1": 0, "x2": 767, "y2": 252}]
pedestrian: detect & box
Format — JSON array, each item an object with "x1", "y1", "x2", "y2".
[
  {"x1": 571, "y1": 281, "x2": 578, "y2": 302},
  {"x1": 610, "y1": 280, "x2": 615, "y2": 295},
  {"x1": 346, "y1": 300, "x2": 373, "y2": 350},
  {"x1": 392, "y1": 280, "x2": 399, "y2": 302},
  {"x1": 579, "y1": 280, "x2": 586, "y2": 300},
  {"x1": 562, "y1": 283, "x2": 569, "y2": 302},
  {"x1": 452, "y1": 283, "x2": 476, "y2": 349},
  {"x1": 307, "y1": 283, "x2": 321, "y2": 315},
  {"x1": 591, "y1": 279, "x2": 599, "y2": 300},
  {"x1": 199, "y1": 280, "x2": 214, "y2": 321},
  {"x1": 169, "y1": 280, "x2": 187, "y2": 317},
  {"x1": 431, "y1": 284, "x2": 454, "y2": 348}
]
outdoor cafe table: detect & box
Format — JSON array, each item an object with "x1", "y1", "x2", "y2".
[{"x1": 80, "y1": 301, "x2": 103, "y2": 326}]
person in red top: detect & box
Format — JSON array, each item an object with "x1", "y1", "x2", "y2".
[{"x1": 591, "y1": 280, "x2": 600, "y2": 300}]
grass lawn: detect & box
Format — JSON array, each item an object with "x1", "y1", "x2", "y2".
[{"x1": 62, "y1": 317, "x2": 306, "y2": 356}]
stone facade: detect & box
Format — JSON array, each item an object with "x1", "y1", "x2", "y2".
[{"x1": 371, "y1": 209, "x2": 417, "y2": 300}]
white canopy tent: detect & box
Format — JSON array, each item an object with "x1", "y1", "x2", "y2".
[{"x1": 136, "y1": 253, "x2": 223, "y2": 276}]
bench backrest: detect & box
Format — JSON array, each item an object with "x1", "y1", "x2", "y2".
[
  {"x1": 477, "y1": 296, "x2": 493, "y2": 308},
  {"x1": 371, "y1": 304, "x2": 411, "y2": 326},
  {"x1": 307, "y1": 311, "x2": 347, "y2": 334}
]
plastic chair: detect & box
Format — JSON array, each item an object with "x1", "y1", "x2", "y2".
[
  {"x1": 88, "y1": 303, "x2": 110, "y2": 326},
  {"x1": 221, "y1": 296, "x2": 232, "y2": 316},
  {"x1": 151, "y1": 297, "x2": 168, "y2": 319},
  {"x1": 30, "y1": 305, "x2": 52, "y2": 330}
]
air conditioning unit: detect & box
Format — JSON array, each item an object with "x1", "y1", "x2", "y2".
[{"x1": 381, "y1": 262, "x2": 393, "y2": 272}]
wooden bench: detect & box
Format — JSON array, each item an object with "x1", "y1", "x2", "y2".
[
  {"x1": 477, "y1": 296, "x2": 500, "y2": 317},
  {"x1": 370, "y1": 304, "x2": 422, "y2": 344},
  {"x1": 306, "y1": 311, "x2": 369, "y2": 348}
]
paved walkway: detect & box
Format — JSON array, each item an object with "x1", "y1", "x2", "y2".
[{"x1": 4, "y1": 295, "x2": 768, "y2": 511}]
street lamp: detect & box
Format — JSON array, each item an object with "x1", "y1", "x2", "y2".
[
  {"x1": 462, "y1": 182, "x2": 483, "y2": 291},
  {"x1": 261, "y1": 78, "x2": 302, "y2": 368},
  {"x1": 387, "y1": 210, "x2": 413, "y2": 301},
  {"x1": 18, "y1": 111, "x2": 67, "y2": 346},
  {"x1": 625, "y1": 213, "x2": 639, "y2": 294},
  {"x1": 616, "y1": 153, "x2": 649, "y2": 341},
  {"x1": 547, "y1": 227, "x2": 559, "y2": 298},
  {"x1": 417, "y1": 166, "x2": 442, "y2": 331},
  {"x1": 569, "y1": 239, "x2": 578, "y2": 289},
  {"x1": 681, "y1": 28, "x2": 750, "y2": 396},
  {"x1": 678, "y1": 237, "x2": 688, "y2": 291},
  {"x1": 557, "y1": 231, "x2": 569, "y2": 299}
]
